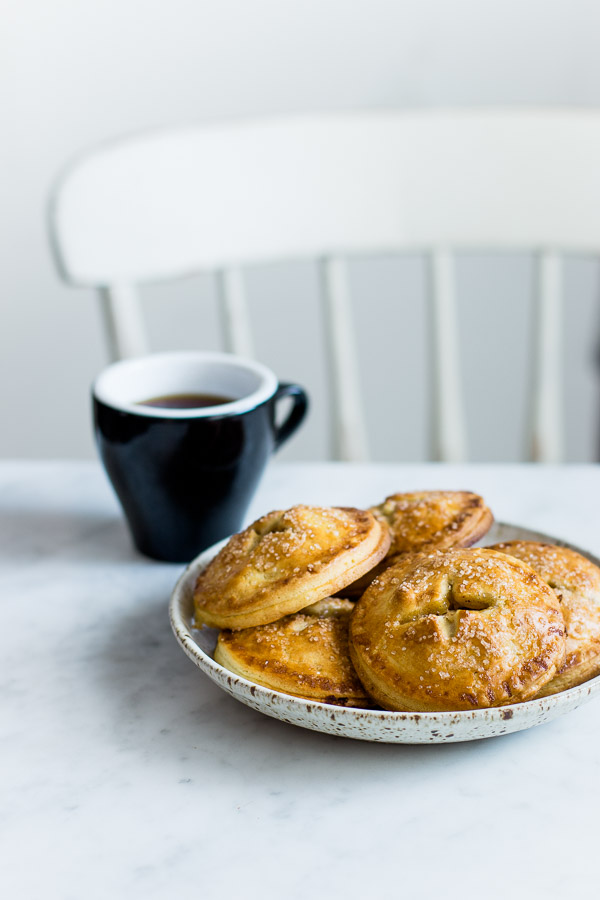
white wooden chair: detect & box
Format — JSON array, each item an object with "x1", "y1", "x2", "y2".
[{"x1": 48, "y1": 110, "x2": 600, "y2": 463}]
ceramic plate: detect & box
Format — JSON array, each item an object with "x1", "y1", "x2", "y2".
[{"x1": 169, "y1": 522, "x2": 600, "y2": 743}]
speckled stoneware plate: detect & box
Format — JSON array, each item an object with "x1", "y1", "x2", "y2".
[{"x1": 169, "y1": 522, "x2": 600, "y2": 743}]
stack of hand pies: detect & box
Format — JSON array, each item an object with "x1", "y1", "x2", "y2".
[{"x1": 193, "y1": 492, "x2": 600, "y2": 711}]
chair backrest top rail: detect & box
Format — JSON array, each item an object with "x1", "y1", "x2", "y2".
[{"x1": 50, "y1": 110, "x2": 600, "y2": 286}]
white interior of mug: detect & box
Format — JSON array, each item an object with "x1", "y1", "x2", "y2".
[{"x1": 93, "y1": 351, "x2": 278, "y2": 418}]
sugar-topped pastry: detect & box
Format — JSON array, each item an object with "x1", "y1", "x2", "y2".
[
  {"x1": 373, "y1": 490, "x2": 493, "y2": 556},
  {"x1": 349, "y1": 548, "x2": 565, "y2": 711},
  {"x1": 193, "y1": 505, "x2": 391, "y2": 630},
  {"x1": 491, "y1": 541, "x2": 600, "y2": 695},
  {"x1": 344, "y1": 490, "x2": 494, "y2": 597},
  {"x1": 215, "y1": 598, "x2": 372, "y2": 706}
]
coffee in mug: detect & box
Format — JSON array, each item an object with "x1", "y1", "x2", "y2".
[
  {"x1": 137, "y1": 392, "x2": 235, "y2": 410},
  {"x1": 92, "y1": 351, "x2": 308, "y2": 562}
]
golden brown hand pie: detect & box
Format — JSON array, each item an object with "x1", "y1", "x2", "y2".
[
  {"x1": 215, "y1": 598, "x2": 372, "y2": 706},
  {"x1": 349, "y1": 548, "x2": 566, "y2": 712},
  {"x1": 490, "y1": 541, "x2": 600, "y2": 695},
  {"x1": 373, "y1": 490, "x2": 494, "y2": 555},
  {"x1": 193, "y1": 505, "x2": 390, "y2": 630},
  {"x1": 344, "y1": 490, "x2": 494, "y2": 597}
]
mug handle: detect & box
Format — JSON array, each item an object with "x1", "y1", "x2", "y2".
[{"x1": 272, "y1": 383, "x2": 309, "y2": 450}]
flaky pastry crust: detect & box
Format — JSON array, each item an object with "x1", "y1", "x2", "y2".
[
  {"x1": 344, "y1": 490, "x2": 494, "y2": 597},
  {"x1": 373, "y1": 490, "x2": 494, "y2": 555},
  {"x1": 491, "y1": 541, "x2": 600, "y2": 695},
  {"x1": 349, "y1": 548, "x2": 566, "y2": 711},
  {"x1": 194, "y1": 505, "x2": 390, "y2": 629},
  {"x1": 215, "y1": 598, "x2": 372, "y2": 706}
]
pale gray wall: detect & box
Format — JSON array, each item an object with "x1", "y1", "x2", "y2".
[{"x1": 2, "y1": 0, "x2": 600, "y2": 462}]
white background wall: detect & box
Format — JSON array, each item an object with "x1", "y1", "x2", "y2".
[{"x1": 2, "y1": 0, "x2": 600, "y2": 462}]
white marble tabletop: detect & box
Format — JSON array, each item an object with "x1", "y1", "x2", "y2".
[{"x1": 3, "y1": 460, "x2": 600, "y2": 899}]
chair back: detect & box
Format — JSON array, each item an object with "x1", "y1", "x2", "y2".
[{"x1": 50, "y1": 111, "x2": 600, "y2": 461}]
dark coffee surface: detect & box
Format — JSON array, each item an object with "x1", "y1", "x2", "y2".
[{"x1": 137, "y1": 392, "x2": 235, "y2": 410}]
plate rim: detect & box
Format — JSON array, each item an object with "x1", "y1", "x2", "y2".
[{"x1": 168, "y1": 521, "x2": 600, "y2": 736}]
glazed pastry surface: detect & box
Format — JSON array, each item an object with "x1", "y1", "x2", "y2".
[
  {"x1": 215, "y1": 598, "x2": 372, "y2": 706},
  {"x1": 349, "y1": 548, "x2": 566, "y2": 711},
  {"x1": 193, "y1": 505, "x2": 390, "y2": 629},
  {"x1": 372, "y1": 490, "x2": 494, "y2": 556},
  {"x1": 344, "y1": 490, "x2": 494, "y2": 597},
  {"x1": 491, "y1": 541, "x2": 600, "y2": 695}
]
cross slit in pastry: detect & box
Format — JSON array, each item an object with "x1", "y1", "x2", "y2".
[{"x1": 349, "y1": 548, "x2": 566, "y2": 711}]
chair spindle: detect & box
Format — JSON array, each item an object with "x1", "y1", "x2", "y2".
[
  {"x1": 530, "y1": 251, "x2": 564, "y2": 462},
  {"x1": 428, "y1": 249, "x2": 468, "y2": 463},
  {"x1": 320, "y1": 257, "x2": 369, "y2": 462},
  {"x1": 98, "y1": 284, "x2": 148, "y2": 360},
  {"x1": 217, "y1": 267, "x2": 255, "y2": 358}
]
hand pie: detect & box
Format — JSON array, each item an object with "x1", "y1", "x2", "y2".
[
  {"x1": 373, "y1": 490, "x2": 494, "y2": 556},
  {"x1": 344, "y1": 490, "x2": 494, "y2": 597},
  {"x1": 349, "y1": 548, "x2": 566, "y2": 712},
  {"x1": 491, "y1": 541, "x2": 600, "y2": 695},
  {"x1": 193, "y1": 505, "x2": 390, "y2": 630},
  {"x1": 215, "y1": 598, "x2": 372, "y2": 707}
]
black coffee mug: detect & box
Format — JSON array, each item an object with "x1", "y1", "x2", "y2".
[{"x1": 93, "y1": 351, "x2": 308, "y2": 562}]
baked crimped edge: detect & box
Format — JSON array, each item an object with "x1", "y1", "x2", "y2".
[
  {"x1": 194, "y1": 505, "x2": 391, "y2": 630},
  {"x1": 343, "y1": 490, "x2": 494, "y2": 597},
  {"x1": 491, "y1": 541, "x2": 600, "y2": 696},
  {"x1": 372, "y1": 490, "x2": 494, "y2": 556},
  {"x1": 214, "y1": 598, "x2": 372, "y2": 707}
]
